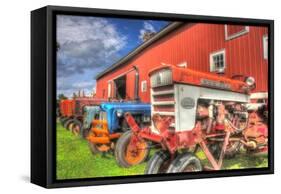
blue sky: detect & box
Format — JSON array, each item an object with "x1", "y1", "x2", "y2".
[{"x1": 56, "y1": 15, "x2": 169, "y2": 97}]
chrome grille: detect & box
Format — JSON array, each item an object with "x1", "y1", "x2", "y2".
[
  {"x1": 151, "y1": 85, "x2": 175, "y2": 131},
  {"x1": 150, "y1": 69, "x2": 172, "y2": 88}
]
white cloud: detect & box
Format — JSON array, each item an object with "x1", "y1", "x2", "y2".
[
  {"x1": 57, "y1": 78, "x2": 96, "y2": 98},
  {"x1": 144, "y1": 21, "x2": 156, "y2": 32},
  {"x1": 138, "y1": 21, "x2": 156, "y2": 41},
  {"x1": 57, "y1": 15, "x2": 127, "y2": 77},
  {"x1": 72, "y1": 81, "x2": 93, "y2": 88},
  {"x1": 56, "y1": 15, "x2": 127, "y2": 97}
]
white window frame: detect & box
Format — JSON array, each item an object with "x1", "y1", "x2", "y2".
[
  {"x1": 141, "y1": 80, "x2": 147, "y2": 92},
  {"x1": 210, "y1": 49, "x2": 226, "y2": 73},
  {"x1": 263, "y1": 35, "x2": 268, "y2": 60},
  {"x1": 107, "y1": 82, "x2": 111, "y2": 98},
  {"x1": 225, "y1": 25, "x2": 249, "y2": 40}
]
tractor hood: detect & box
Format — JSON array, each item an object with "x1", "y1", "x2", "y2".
[{"x1": 100, "y1": 102, "x2": 151, "y2": 133}]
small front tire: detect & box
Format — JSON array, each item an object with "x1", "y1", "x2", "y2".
[
  {"x1": 115, "y1": 131, "x2": 149, "y2": 168},
  {"x1": 88, "y1": 142, "x2": 101, "y2": 155}
]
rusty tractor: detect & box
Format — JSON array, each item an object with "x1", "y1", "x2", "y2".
[{"x1": 115, "y1": 65, "x2": 268, "y2": 173}]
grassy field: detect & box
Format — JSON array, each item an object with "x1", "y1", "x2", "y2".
[{"x1": 56, "y1": 122, "x2": 268, "y2": 180}]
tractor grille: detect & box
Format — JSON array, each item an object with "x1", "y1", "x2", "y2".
[{"x1": 151, "y1": 85, "x2": 175, "y2": 130}]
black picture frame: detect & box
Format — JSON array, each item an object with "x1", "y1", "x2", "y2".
[{"x1": 31, "y1": 5, "x2": 274, "y2": 188}]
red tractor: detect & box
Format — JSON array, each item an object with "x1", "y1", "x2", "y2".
[
  {"x1": 59, "y1": 99, "x2": 75, "y2": 124},
  {"x1": 115, "y1": 65, "x2": 268, "y2": 173},
  {"x1": 58, "y1": 97, "x2": 105, "y2": 137}
]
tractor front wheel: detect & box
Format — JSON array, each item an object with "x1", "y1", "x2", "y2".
[
  {"x1": 88, "y1": 142, "x2": 101, "y2": 154},
  {"x1": 115, "y1": 131, "x2": 149, "y2": 168},
  {"x1": 88, "y1": 142, "x2": 111, "y2": 155},
  {"x1": 167, "y1": 152, "x2": 202, "y2": 173},
  {"x1": 145, "y1": 150, "x2": 171, "y2": 174}
]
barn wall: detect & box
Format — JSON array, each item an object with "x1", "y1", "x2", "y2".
[{"x1": 95, "y1": 23, "x2": 268, "y2": 103}]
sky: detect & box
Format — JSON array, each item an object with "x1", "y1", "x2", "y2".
[{"x1": 56, "y1": 15, "x2": 169, "y2": 98}]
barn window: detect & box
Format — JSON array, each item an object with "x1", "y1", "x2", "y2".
[
  {"x1": 225, "y1": 25, "x2": 249, "y2": 40},
  {"x1": 141, "y1": 80, "x2": 147, "y2": 92},
  {"x1": 263, "y1": 35, "x2": 268, "y2": 60},
  {"x1": 210, "y1": 50, "x2": 226, "y2": 73}
]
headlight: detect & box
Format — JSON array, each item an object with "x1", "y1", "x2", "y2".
[
  {"x1": 116, "y1": 109, "x2": 123, "y2": 117},
  {"x1": 150, "y1": 69, "x2": 172, "y2": 88},
  {"x1": 245, "y1": 76, "x2": 255, "y2": 87},
  {"x1": 142, "y1": 115, "x2": 151, "y2": 122}
]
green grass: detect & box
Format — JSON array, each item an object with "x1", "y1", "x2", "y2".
[
  {"x1": 56, "y1": 122, "x2": 146, "y2": 180},
  {"x1": 195, "y1": 148, "x2": 268, "y2": 170},
  {"x1": 56, "y1": 122, "x2": 268, "y2": 180}
]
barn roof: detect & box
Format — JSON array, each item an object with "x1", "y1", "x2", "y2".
[{"x1": 95, "y1": 21, "x2": 184, "y2": 80}]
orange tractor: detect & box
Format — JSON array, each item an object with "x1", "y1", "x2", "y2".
[{"x1": 115, "y1": 65, "x2": 268, "y2": 173}]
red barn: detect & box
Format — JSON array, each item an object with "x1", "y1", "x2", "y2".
[{"x1": 95, "y1": 22, "x2": 268, "y2": 103}]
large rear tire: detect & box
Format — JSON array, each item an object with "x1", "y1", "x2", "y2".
[
  {"x1": 225, "y1": 141, "x2": 241, "y2": 158},
  {"x1": 145, "y1": 150, "x2": 171, "y2": 174},
  {"x1": 81, "y1": 127, "x2": 90, "y2": 139},
  {"x1": 167, "y1": 152, "x2": 202, "y2": 173},
  {"x1": 60, "y1": 117, "x2": 69, "y2": 125},
  {"x1": 115, "y1": 131, "x2": 149, "y2": 168},
  {"x1": 63, "y1": 119, "x2": 74, "y2": 130},
  {"x1": 71, "y1": 119, "x2": 82, "y2": 136}
]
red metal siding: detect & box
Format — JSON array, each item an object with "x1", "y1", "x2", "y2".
[{"x1": 95, "y1": 23, "x2": 268, "y2": 103}]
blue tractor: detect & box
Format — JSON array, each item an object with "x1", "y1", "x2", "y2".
[{"x1": 86, "y1": 101, "x2": 151, "y2": 167}]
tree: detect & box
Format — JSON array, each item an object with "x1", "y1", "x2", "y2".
[
  {"x1": 58, "y1": 93, "x2": 67, "y2": 100},
  {"x1": 72, "y1": 92, "x2": 78, "y2": 99},
  {"x1": 141, "y1": 31, "x2": 156, "y2": 42}
]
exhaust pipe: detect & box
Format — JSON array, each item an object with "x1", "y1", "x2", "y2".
[{"x1": 133, "y1": 66, "x2": 140, "y2": 101}]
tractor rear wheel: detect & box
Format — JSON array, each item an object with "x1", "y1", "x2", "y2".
[
  {"x1": 167, "y1": 152, "x2": 202, "y2": 173},
  {"x1": 209, "y1": 141, "x2": 241, "y2": 159},
  {"x1": 71, "y1": 119, "x2": 82, "y2": 136},
  {"x1": 68, "y1": 122, "x2": 75, "y2": 131},
  {"x1": 64, "y1": 119, "x2": 74, "y2": 130},
  {"x1": 60, "y1": 117, "x2": 69, "y2": 125},
  {"x1": 225, "y1": 141, "x2": 241, "y2": 158},
  {"x1": 81, "y1": 127, "x2": 90, "y2": 139},
  {"x1": 115, "y1": 131, "x2": 149, "y2": 168},
  {"x1": 145, "y1": 150, "x2": 171, "y2": 174}
]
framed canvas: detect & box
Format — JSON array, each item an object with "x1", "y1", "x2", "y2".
[{"x1": 31, "y1": 5, "x2": 274, "y2": 188}]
